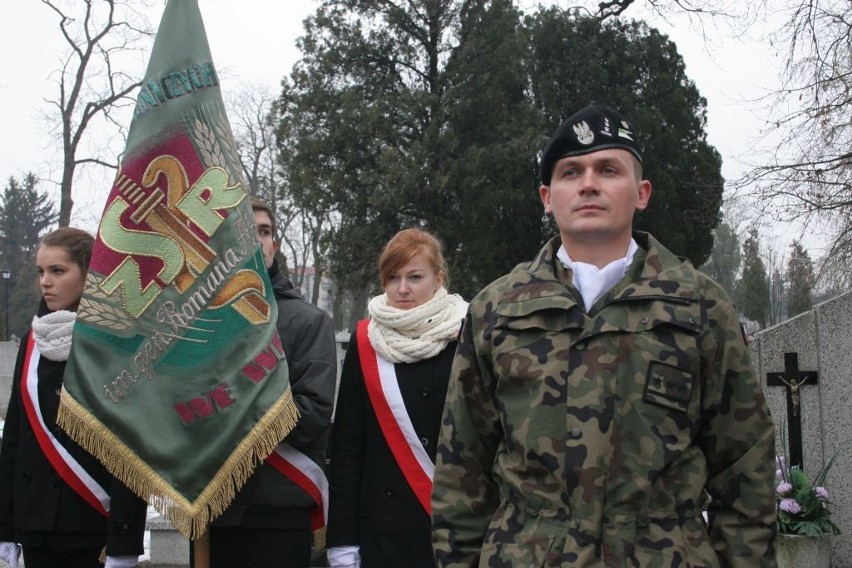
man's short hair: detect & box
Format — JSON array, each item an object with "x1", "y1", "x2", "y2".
[{"x1": 250, "y1": 196, "x2": 276, "y2": 236}]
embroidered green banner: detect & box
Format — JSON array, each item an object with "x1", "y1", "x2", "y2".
[{"x1": 58, "y1": 0, "x2": 297, "y2": 538}]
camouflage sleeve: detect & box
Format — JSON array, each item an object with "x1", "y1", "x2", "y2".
[
  {"x1": 698, "y1": 278, "x2": 777, "y2": 567},
  {"x1": 432, "y1": 309, "x2": 502, "y2": 568}
]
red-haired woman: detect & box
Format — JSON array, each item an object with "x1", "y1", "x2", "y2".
[{"x1": 327, "y1": 228, "x2": 467, "y2": 568}]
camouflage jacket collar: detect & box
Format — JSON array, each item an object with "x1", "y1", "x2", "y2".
[{"x1": 516, "y1": 232, "x2": 699, "y2": 308}]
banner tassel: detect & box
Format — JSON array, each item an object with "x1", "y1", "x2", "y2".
[{"x1": 57, "y1": 387, "x2": 299, "y2": 539}]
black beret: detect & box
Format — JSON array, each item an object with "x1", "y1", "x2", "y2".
[{"x1": 540, "y1": 104, "x2": 642, "y2": 185}]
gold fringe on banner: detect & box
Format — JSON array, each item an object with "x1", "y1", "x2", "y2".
[{"x1": 57, "y1": 387, "x2": 299, "y2": 539}]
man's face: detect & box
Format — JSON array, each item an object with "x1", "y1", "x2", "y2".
[
  {"x1": 254, "y1": 209, "x2": 277, "y2": 269},
  {"x1": 540, "y1": 148, "x2": 651, "y2": 259}
]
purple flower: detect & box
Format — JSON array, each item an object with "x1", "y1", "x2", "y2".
[
  {"x1": 775, "y1": 468, "x2": 784, "y2": 480},
  {"x1": 815, "y1": 487, "x2": 829, "y2": 501},
  {"x1": 776, "y1": 455, "x2": 786, "y2": 468},
  {"x1": 780, "y1": 498, "x2": 801, "y2": 514},
  {"x1": 776, "y1": 482, "x2": 793, "y2": 495}
]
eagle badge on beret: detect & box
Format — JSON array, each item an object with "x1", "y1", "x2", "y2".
[{"x1": 573, "y1": 121, "x2": 594, "y2": 145}]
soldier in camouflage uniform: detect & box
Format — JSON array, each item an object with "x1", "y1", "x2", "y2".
[{"x1": 431, "y1": 104, "x2": 777, "y2": 567}]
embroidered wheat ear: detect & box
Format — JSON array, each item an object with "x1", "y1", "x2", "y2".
[
  {"x1": 192, "y1": 117, "x2": 227, "y2": 168},
  {"x1": 212, "y1": 107, "x2": 242, "y2": 174},
  {"x1": 77, "y1": 273, "x2": 133, "y2": 331}
]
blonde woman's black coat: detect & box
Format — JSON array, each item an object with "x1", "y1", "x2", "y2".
[{"x1": 327, "y1": 329, "x2": 456, "y2": 568}]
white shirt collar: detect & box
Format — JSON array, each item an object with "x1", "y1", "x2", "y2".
[{"x1": 556, "y1": 239, "x2": 638, "y2": 312}]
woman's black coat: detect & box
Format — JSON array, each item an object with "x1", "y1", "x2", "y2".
[
  {"x1": 327, "y1": 328, "x2": 456, "y2": 567},
  {"x1": 0, "y1": 326, "x2": 146, "y2": 554}
]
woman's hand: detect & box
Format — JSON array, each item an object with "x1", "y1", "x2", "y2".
[
  {"x1": 104, "y1": 555, "x2": 139, "y2": 568},
  {"x1": 327, "y1": 545, "x2": 361, "y2": 568}
]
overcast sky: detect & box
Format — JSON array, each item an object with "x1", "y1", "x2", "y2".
[
  {"x1": 0, "y1": 1, "x2": 799, "y2": 249},
  {"x1": 0, "y1": 0, "x2": 316, "y2": 226}
]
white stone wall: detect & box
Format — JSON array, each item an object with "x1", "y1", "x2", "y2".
[
  {"x1": 750, "y1": 292, "x2": 852, "y2": 566},
  {"x1": 0, "y1": 340, "x2": 20, "y2": 419}
]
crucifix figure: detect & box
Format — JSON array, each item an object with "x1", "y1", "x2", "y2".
[{"x1": 766, "y1": 352, "x2": 818, "y2": 469}]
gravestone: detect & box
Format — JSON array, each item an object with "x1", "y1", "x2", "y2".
[
  {"x1": 750, "y1": 292, "x2": 852, "y2": 566},
  {"x1": 766, "y1": 351, "x2": 818, "y2": 469}
]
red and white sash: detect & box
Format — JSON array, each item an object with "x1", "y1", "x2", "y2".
[
  {"x1": 19, "y1": 335, "x2": 110, "y2": 516},
  {"x1": 265, "y1": 443, "x2": 328, "y2": 535},
  {"x1": 356, "y1": 320, "x2": 434, "y2": 515}
]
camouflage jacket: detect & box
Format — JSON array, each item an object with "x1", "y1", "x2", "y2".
[{"x1": 432, "y1": 233, "x2": 777, "y2": 568}]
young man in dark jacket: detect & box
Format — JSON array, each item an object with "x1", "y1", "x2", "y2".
[{"x1": 192, "y1": 198, "x2": 337, "y2": 568}]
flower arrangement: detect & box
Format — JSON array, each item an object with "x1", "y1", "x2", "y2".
[{"x1": 775, "y1": 427, "x2": 845, "y2": 537}]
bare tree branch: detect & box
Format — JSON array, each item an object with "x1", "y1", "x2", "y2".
[
  {"x1": 587, "y1": 0, "x2": 735, "y2": 22},
  {"x1": 738, "y1": 0, "x2": 851, "y2": 231},
  {"x1": 41, "y1": 0, "x2": 153, "y2": 226},
  {"x1": 228, "y1": 83, "x2": 337, "y2": 305}
]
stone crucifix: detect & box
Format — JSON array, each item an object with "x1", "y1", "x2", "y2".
[{"x1": 766, "y1": 352, "x2": 818, "y2": 469}]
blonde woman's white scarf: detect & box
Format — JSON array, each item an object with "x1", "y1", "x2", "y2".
[
  {"x1": 367, "y1": 287, "x2": 468, "y2": 364},
  {"x1": 31, "y1": 310, "x2": 76, "y2": 362}
]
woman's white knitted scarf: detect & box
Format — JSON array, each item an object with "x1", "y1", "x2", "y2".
[
  {"x1": 31, "y1": 310, "x2": 76, "y2": 362},
  {"x1": 367, "y1": 287, "x2": 468, "y2": 364}
]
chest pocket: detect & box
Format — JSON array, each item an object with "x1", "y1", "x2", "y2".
[
  {"x1": 589, "y1": 299, "x2": 703, "y2": 414},
  {"x1": 491, "y1": 295, "x2": 584, "y2": 370},
  {"x1": 494, "y1": 294, "x2": 584, "y2": 331},
  {"x1": 486, "y1": 296, "x2": 585, "y2": 430}
]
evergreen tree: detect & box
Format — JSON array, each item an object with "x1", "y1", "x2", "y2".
[
  {"x1": 787, "y1": 240, "x2": 814, "y2": 318},
  {"x1": 0, "y1": 174, "x2": 58, "y2": 337},
  {"x1": 769, "y1": 267, "x2": 786, "y2": 326},
  {"x1": 700, "y1": 221, "x2": 740, "y2": 297},
  {"x1": 736, "y1": 228, "x2": 770, "y2": 328},
  {"x1": 274, "y1": 0, "x2": 461, "y2": 327},
  {"x1": 274, "y1": 3, "x2": 724, "y2": 313},
  {"x1": 437, "y1": 0, "x2": 545, "y2": 296},
  {"x1": 275, "y1": 0, "x2": 545, "y2": 307},
  {"x1": 525, "y1": 11, "x2": 724, "y2": 266}
]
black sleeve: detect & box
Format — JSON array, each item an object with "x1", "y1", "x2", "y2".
[
  {"x1": 280, "y1": 306, "x2": 337, "y2": 449},
  {"x1": 326, "y1": 333, "x2": 366, "y2": 547},
  {"x1": 105, "y1": 480, "x2": 148, "y2": 556}
]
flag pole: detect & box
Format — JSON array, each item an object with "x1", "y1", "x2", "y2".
[
  {"x1": 55, "y1": 0, "x2": 297, "y2": 554},
  {"x1": 194, "y1": 532, "x2": 210, "y2": 568}
]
